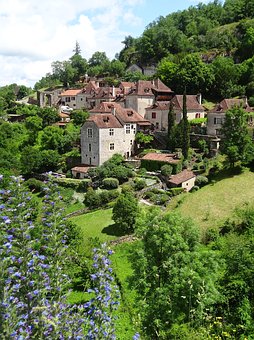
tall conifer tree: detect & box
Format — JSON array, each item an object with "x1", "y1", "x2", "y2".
[
  {"x1": 182, "y1": 89, "x2": 190, "y2": 160},
  {"x1": 167, "y1": 100, "x2": 175, "y2": 151}
]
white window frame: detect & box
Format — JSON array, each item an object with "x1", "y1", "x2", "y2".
[
  {"x1": 126, "y1": 124, "x2": 130, "y2": 134},
  {"x1": 109, "y1": 143, "x2": 114, "y2": 150},
  {"x1": 109, "y1": 128, "x2": 114, "y2": 136}
]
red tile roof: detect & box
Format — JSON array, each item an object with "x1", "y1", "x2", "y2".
[
  {"x1": 146, "y1": 101, "x2": 170, "y2": 111},
  {"x1": 128, "y1": 79, "x2": 173, "y2": 96},
  {"x1": 172, "y1": 95, "x2": 204, "y2": 111},
  {"x1": 60, "y1": 89, "x2": 83, "y2": 96},
  {"x1": 89, "y1": 102, "x2": 150, "y2": 125},
  {"x1": 141, "y1": 152, "x2": 180, "y2": 164},
  {"x1": 87, "y1": 113, "x2": 122, "y2": 129},
  {"x1": 210, "y1": 98, "x2": 253, "y2": 113},
  {"x1": 71, "y1": 165, "x2": 93, "y2": 173},
  {"x1": 168, "y1": 170, "x2": 196, "y2": 185}
]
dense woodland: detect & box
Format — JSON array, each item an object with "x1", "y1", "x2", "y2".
[{"x1": 2, "y1": 1, "x2": 254, "y2": 339}]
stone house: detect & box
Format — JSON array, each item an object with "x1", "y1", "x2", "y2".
[
  {"x1": 59, "y1": 89, "x2": 86, "y2": 110},
  {"x1": 126, "y1": 64, "x2": 157, "y2": 76},
  {"x1": 207, "y1": 97, "x2": 254, "y2": 136},
  {"x1": 168, "y1": 169, "x2": 196, "y2": 192},
  {"x1": 81, "y1": 102, "x2": 151, "y2": 166},
  {"x1": 125, "y1": 79, "x2": 173, "y2": 117},
  {"x1": 145, "y1": 94, "x2": 205, "y2": 131}
]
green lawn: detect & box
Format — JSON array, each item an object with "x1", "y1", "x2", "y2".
[
  {"x1": 168, "y1": 168, "x2": 254, "y2": 235},
  {"x1": 70, "y1": 208, "x2": 118, "y2": 243}
]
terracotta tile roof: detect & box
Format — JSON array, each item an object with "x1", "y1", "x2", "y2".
[
  {"x1": 71, "y1": 165, "x2": 93, "y2": 173},
  {"x1": 89, "y1": 102, "x2": 150, "y2": 125},
  {"x1": 60, "y1": 89, "x2": 83, "y2": 96},
  {"x1": 172, "y1": 95, "x2": 204, "y2": 111},
  {"x1": 87, "y1": 113, "x2": 122, "y2": 129},
  {"x1": 168, "y1": 170, "x2": 196, "y2": 185},
  {"x1": 146, "y1": 101, "x2": 170, "y2": 111},
  {"x1": 141, "y1": 152, "x2": 180, "y2": 164},
  {"x1": 93, "y1": 86, "x2": 121, "y2": 99},
  {"x1": 210, "y1": 98, "x2": 253, "y2": 113},
  {"x1": 127, "y1": 79, "x2": 172, "y2": 96}
]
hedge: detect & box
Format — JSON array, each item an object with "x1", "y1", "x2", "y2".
[
  {"x1": 102, "y1": 178, "x2": 119, "y2": 189},
  {"x1": 140, "y1": 159, "x2": 182, "y2": 174},
  {"x1": 53, "y1": 178, "x2": 92, "y2": 191}
]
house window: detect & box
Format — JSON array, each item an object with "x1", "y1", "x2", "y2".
[
  {"x1": 109, "y1": 128, "x2": 114, "y2": 136},
  {"x1": 195, "y1": 113, "x2": 200, "y2": 119},
  {"x1": 130, "y1": 140, "x2": 133, "y2": 145},
  {"x1": 71, "y1": 97, "x2": 75, "y2": 100},
  {"x1": 109, "y1": 143, "x2": 114, "y2": 150},
  {"x1": 87, "y1": 128, "x2": 93, "y2": 138},
  {"x1": 88, "y1": 144, "x2": 91, "y2": 152},
  {"x1": 152, "y1": 112, "x2": 156, "y2": 119},
  {"x1": 131, "y1": 124, "x2": 134, "y2": 129},
  {"x1": 214, "y1": 117, "x2": 223, "y2": 125},
  {"x1": 65, "y1": 97, "x2": 70, "y2": 102},
  {"x1": 126, "y1": 124, "x2": 130, "y2": 134}
]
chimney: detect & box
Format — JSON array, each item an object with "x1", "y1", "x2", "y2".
[
  {"x1": 196, "y1": 93, "x2": 202, "y2": 105},
  {"x1": 111, "y1": 106, "x2": 116, "y2": 116}
]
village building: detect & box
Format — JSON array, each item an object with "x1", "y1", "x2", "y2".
[
  {"x1": 81, "y1": 102, "x2": 151, "y2": 166},
  {"x1": 168, "y1": 169, "x2": 196, "y2": 192},
  {"x1": 126, "y1": 64, "x2": 157, "y2": 76},
  {"x1": 207, "y1": 97, "x2": 254, "y2": 136},
  {"x1": 145, "y1": 94, "x2": 205, "y2": 131},
  {"x1": 125, "y1": 79, "x2": 173, "y2": 117}
]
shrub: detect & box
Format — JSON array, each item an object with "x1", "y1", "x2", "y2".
[
  {"x1": 134, "y1": 178, "x2": 146, "y2": 191},
  {"x1": 195, "y1": 175, "x2": 209, "y2": 187},
  {"x1": 25, "y1": 178, "x2": 45, "y2": 193},
  {"x1": 161, "y1": 164, "x2": 173, "y2": 176},
  {"x1": 100, "y1": 190, "x2": 119, "y2": 205},
  {"x1": 102, "y1": 178, "x2": 119, "y2": 189},
  {"x1": 121, "y1": 183, "x2": 134, "y2": 194},
  {"x1": 169, "y1": 187, "x2": 185, "y2": 196},
  {"x1": 84, "y1": 187, "x2": 101, "y2": 209},
  {"x1": 190, "y1": 185, "x2": 199, "y2": 192},
  {"x1": 137, "y1": 167, "x2": 147, "y2": 176}
]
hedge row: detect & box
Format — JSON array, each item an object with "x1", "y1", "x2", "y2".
[{"x1": 140, "y1": 159, "x2": 182, "y2": 174}]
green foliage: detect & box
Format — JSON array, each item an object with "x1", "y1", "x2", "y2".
[
  {"x1": 132, "y1": 209, "x2": 220, "y2": 338},
  {"x1": 102, "y1": 177, "x2": 119, "y2": 189},
  {"x1": 221, "y1": 106, "x2": 254, "y2": 166},
  {"x1": 133, "y1": 178, "x2": 146, "y2": 191},
  {"x1": 141, "y1": 158, "x2": 182, "y2": 174},
  {"x1": 112, "y1": 192, "x2": 139, "y2": 233},
  {"x1": 160, "y1": 164, "x2": 173, "y2": 176},
  {"x1": 24, "y1": 178, "x2": 45, "y2": 193},
  {"x1": 55, "y1": 178, "x2": 91, "y2": 192},
  {"x1": 135, "y1": 132, "x2": 153, "y2": 147},
  {"x1": 169, "y1": 187, "x2": 185, "y2": 196},
  {"x1": 195, "y1": 175, "x2": 209, "y2": 187},
  {"x1": 70, "y1": 109, "x2": 89, "y2": 126}
]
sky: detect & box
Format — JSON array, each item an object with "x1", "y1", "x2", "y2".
[{"x1": 0, "y1": 0, "x2": 211, "y2": 88}]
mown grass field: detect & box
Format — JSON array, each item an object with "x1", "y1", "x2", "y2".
[
  {"x1": 168, "y1": 168, "x2": 254, "y2": 235},
  {"x1": 69, "y1": 208, "x2": 139, "y2": 338}
]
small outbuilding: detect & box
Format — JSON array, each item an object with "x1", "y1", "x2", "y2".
[
  {"x1": 168, "y1": 169, "x2": 196, "y2": 192},
  {"x1": 71, "y1": 165, "x2": 93, "y2": 179}
]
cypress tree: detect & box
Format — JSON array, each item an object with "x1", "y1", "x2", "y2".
[
  {"x1": 167, "y1": 100, "x2": 176, "y2": 151},
  {"x1": 182, "y1": 89, "x2": 190, "y2": 160}
]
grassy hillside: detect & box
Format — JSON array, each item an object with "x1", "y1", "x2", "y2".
[{"x1": 168, "y1": 168, "x2": 254, "y2": 235}]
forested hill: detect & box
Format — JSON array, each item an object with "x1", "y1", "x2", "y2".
[{"x1": 118, "y1": 0, "x2": 254, "y2": 66}]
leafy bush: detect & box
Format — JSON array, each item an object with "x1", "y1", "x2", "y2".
[
  {"x1": 137, "y1": 167, "x2": 147, "y2": 176},
  {"x1": 195, "y1": 175, "x2": 209, "y2": 187},
  {"x1": 99, "y1": 190, "x2": 119, "y2": 205},
  {"x1": 25, "y1": 178, "x2": 45, "y2": 193},
  {"x1": 102, "y1": 178, "x2": 119, "y2": 189},
  {"x1": 134, "y1": 178, "x2": 146, "y2": 191},
  {"x1": 161, "y1": 164, "x2": 173, "y2": 176},
  {"x1": 121, "y1": 183, "x2": 134, "y2": 194},
  {"x1": 54, "y1": 178, "x2": 92, "y2": 191},
  {"x1": 169, "y1": 187, "x2": 185, "y2": 196},
  {"x1": 84, "y1": 187, "x2": 101, "y2": 209}
]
